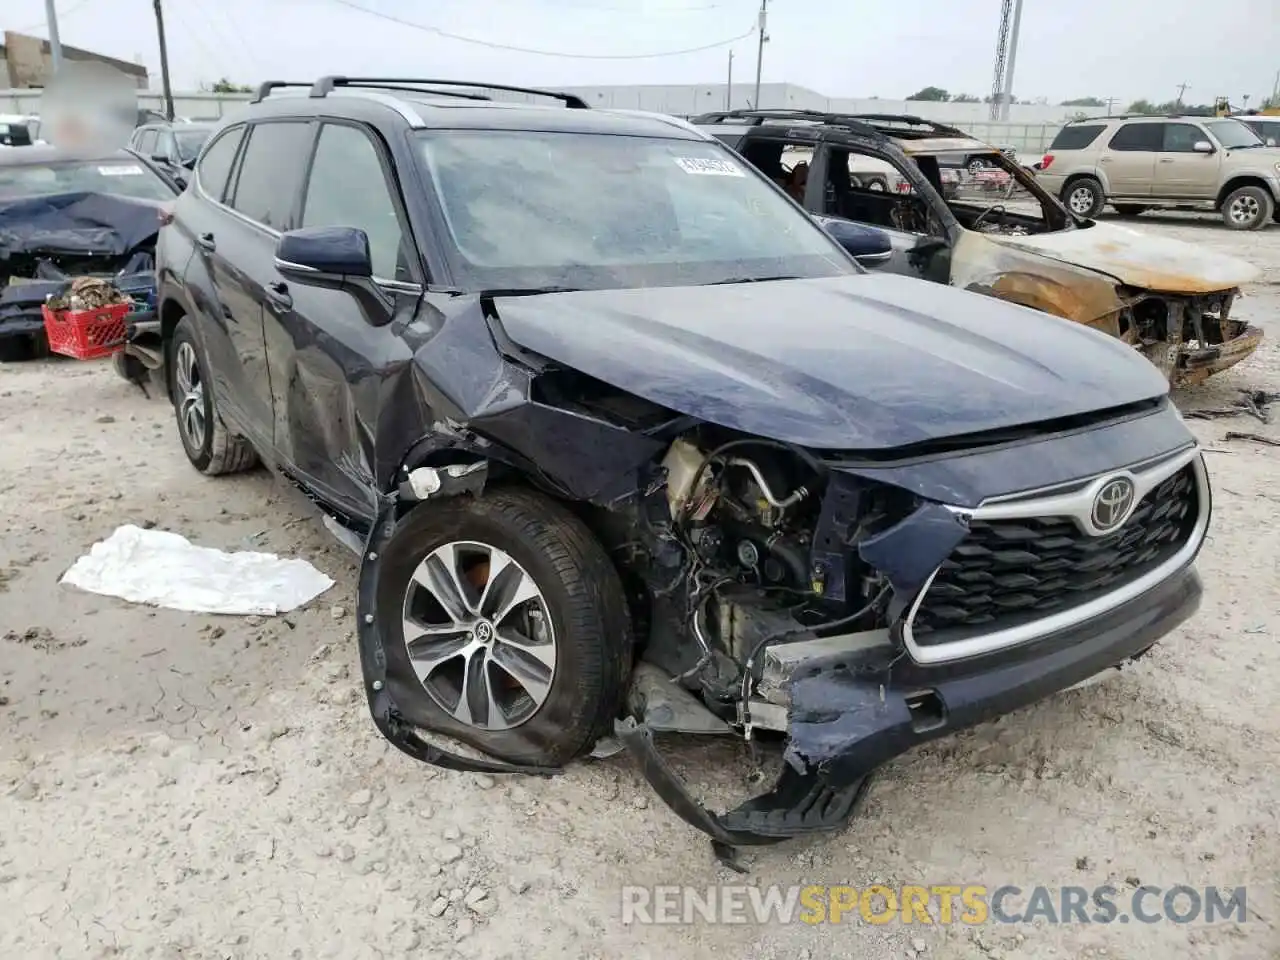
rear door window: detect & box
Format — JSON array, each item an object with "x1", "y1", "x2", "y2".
[
  {"x1": 1107, "y1": 123, "x2": 1163, "y2": 152},
  {"x1": 227, "y1": 121, "x2": 314, "y2": 230},
  {"x1": 1048, "y1": 124, "x2": 1105, "y2": 150},
  {"x1": 196, "y1": 125, "x2": 246, "y2": 201}
]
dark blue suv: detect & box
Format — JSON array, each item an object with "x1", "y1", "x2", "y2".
[{"x1": 154, "y1": 77, "x2": 1211, "y2": 862}]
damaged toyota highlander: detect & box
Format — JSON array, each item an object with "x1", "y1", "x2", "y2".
[{"x1": 156, "y1": 78, "x2": 1212, "y2": 861}]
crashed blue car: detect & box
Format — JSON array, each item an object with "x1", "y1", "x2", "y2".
[
  {"x1": 152, "y1": 77, "x2": 1212, "y2": 864},
  {"x1": 0, "y1": 146, "x2": 172, "y2": 362}
]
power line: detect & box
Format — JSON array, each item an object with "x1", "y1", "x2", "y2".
[
  {"x1": 163, "y1": 0, "x2": 230, "y2": 83},
  {"x1": 320, "y1": 0, "x2": 756, "y2": 59},
  {"x1": 178, "y1": 0, "x2": 259, "y2": 79},
  {"x1": 16, "y1": 0, "x2": 96, "y2": 34}
]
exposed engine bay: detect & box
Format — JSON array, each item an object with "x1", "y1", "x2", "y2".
[
  {"x1": 1120, "y1": 288, "x2": 1257, "y2": 384},
  {"x1": 0, "y1": 191, "x2": 160, "y2": 358},
  {"x1": 601, "y1": 432, "x2": 902, "y2": 737}
]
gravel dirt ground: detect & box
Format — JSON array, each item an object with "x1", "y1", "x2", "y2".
[{"x1": 1, "y1": 215, "x2": 1277, "y2": 960}]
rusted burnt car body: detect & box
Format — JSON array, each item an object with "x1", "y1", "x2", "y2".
[{"x1": 694, "y1": 111, "x2": 1262, "y2": 387}]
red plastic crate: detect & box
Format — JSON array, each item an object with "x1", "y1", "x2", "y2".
[{"x1": 41, "y1": 302, "x2": 130, "y2": 360}]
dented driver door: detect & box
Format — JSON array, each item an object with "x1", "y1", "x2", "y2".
[{"x1": 261, "y1": 121, "x2": 421, "y2": 525}]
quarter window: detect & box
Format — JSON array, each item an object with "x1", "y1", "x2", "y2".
[
  {"x1": 301, "y1": 123, "x2": 407, "y2": 281},
  {"x1": 196, "y1": 125, "x2": 245, "y2": 201},
  {"x1": 1048, "y1": 124, "x2": 1105, "y2": 150},
  {"x1": 1107, "y1": 123, "x2": 1163, "y2": 152},
  {"x1": 135, "y1": 129, "x2": 157, "y2": 155},
  {"x1": 228, "y1": 122, "x2": 313, "y2": 230}
]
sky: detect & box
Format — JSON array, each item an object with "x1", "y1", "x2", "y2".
[{"x1": 7, "y1": 0, "x2": 1280, "y2": 105}]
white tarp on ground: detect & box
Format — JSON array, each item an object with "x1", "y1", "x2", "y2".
[{"x1": 60, "y1": 524, "x2": 335, "y2": 615}]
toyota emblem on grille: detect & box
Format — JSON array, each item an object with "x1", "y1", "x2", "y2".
[{"x1": 1091, "y1": 477, "x2": 1136, "y2": 532}]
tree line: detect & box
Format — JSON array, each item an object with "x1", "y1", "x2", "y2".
[{"x1": 907, "y1": 88, "x2": 1279, "y2": 113}]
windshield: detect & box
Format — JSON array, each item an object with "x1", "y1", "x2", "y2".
[
  {"x1": 0, "y1": 159, "x2": 175, "y2": 201},
  {"x1": 416, "y1": 130, "x2": 855, "y2": 291},
  {"x1": 1205, "y1": 119, "x2": 1264, "y2": 149},
  {"x1": 174, "y1": 128, "x2": 211, "y2": 162}
]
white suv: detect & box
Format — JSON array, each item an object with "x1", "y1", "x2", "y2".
[{"x1": 1037, "y1": 115, "x2": 1280, "y2": 229}]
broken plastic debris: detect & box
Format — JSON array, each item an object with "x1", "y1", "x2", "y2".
[{"x1": 60, "y1": 524, "x2": 335, "y2": 615}]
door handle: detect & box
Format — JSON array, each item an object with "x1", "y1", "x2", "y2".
[
  {"x1": 197, "y1": 232, "x2": 216, "y2": 251},
  {"x1": 266, "y1": 281, "x2": 292, "y2": 310},
  {"x1": 1158, "y1": 158, "x2": 1175, "y2": 163},
  {"x1": 1099, "y1": 157, "x2": 1111, "y2": 163}
]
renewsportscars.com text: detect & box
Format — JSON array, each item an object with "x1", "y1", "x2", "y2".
[{"x1": 621, "y1": 884, "x2": 1248, "y2": 926}]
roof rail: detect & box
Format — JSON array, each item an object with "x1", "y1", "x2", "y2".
[
  {"x1": 308, "y1": 77, "x2": 590, "y2": 109},
  {"x1": 837, "y1": 113, "x2": 970, "y2": 139},
  {"x1": 690, "y1": 108, "x2": 881, "y2": 136},
  {"x1": 250, "y1": 81, "x2": 313, "y2": 104}
]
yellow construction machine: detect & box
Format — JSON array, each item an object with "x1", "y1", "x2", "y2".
[{"x1": 1214, "y1": 97, "x2": 1280, "y2": 117}]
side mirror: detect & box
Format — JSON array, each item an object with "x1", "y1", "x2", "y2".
[
  {"x1": 813, "y1": 215, "x2": 893, "y2": 268},
  {"x1": 275, "y1": 226, "x2": 373, "y2": 280},
  {"x1": 275, "y1": 226, "x2": 391, "y2": 326},
  {"x1": 1193, "y1": 140, "x2": 1215, "y2": 153}
]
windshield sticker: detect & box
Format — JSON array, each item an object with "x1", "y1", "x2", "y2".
[
  {"x1": 673, "y1": 156, "x2": 745, "y2": 177},
  {"x1": 97, "y1": 164, "x2": 145, "y2": 176}
]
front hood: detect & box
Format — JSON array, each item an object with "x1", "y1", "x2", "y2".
[
  {"x1": 493, "y1": 274, "x2": 1169, "y2": 450},
  {"x1": 0, "y1": 191, "x2": 163, "y2": 259},
  {"x1": 985, "y1": 221, "x2": 1259, "y2": 293}
]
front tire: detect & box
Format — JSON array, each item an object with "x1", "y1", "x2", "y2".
[
  {"x1": 1222, "y1": 186, "x2": 1273, "y2": 231},
  {"x1": 170, "y1": 317, "x2": 258, "y2": 475},
  {"x1": 377, "y1": 489, "x2": 632, "y2": 767},
  {"x1": 1063, "y1": 177, "x2": 1105, "y2": 218}
]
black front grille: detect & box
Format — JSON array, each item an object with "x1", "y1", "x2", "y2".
[{"x1": 911, "y1": 464, "x2": 1200, "y2": 645}]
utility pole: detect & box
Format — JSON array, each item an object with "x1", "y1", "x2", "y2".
[
  {"x1": 752, "y1": 0, "x2": 768, "y2": 111},
  {"x1": 998, "y1": 0, "x2": 1023, "y2": 121},
  {"x1": 44, "y1": 0, "x2": 63, "y2": 71},
  {"x1": 153, "y1": 0, "x2": 175, "y2": 120},
  {"x1": 1104, "y1": 96, "x2": 1117, "y2": 114},
  {"x1": 1174, "y1": 82, "x2": 1189, "y2": 109},
  {"x1": 726, "y1": 50, "x2": 733, "y2": 110}
]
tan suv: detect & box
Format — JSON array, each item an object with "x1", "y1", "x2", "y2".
[{"x1": 1036, "y1": 115, "x2": 1280, "y2": 230}]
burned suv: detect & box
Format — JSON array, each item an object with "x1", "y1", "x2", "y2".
[
  {"x1": 156, "y1": 78, "x2": 1211, "y2": 859},
  {"x1": 694, "y1": 109, "x2": 1263, "y2": 387}
]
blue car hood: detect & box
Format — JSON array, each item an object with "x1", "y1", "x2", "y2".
[{"x1": 492, "y1": 273, "x2": 1169, "y2": 450}]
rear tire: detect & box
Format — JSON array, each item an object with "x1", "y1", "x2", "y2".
[
  {"x1": 1062, "y1": 177, "x2": 1105, "y2": 218},
  {"x1": 1114, "y1": 204, "x2": 1147, "y2": 217},
  {"x1": 170, "y1": 317, "x2": 258, "y2": 476},
  {"x1": 1221, "y1": 186, "x2": 1273, "y2": 231},
  {"x1": 112, "y1": 351, "x2": 149, "y2": 383},
  {"x1": 376, "y1": 488, "x2": 632, "y2": 767}
]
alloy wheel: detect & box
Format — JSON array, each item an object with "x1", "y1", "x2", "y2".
[
  {"x1": 174, "y1": 341, "x2": 206, "y2": 451},
  {"x1": 1068, "y1": 186, "x2": 1095, "y2": 215},
  {"x1": 1229, "y1": 194, "x2": 1261, "y2": 226},
  {"x1": 401, "y1": 540, "x2": 557, "y2": 730}
]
